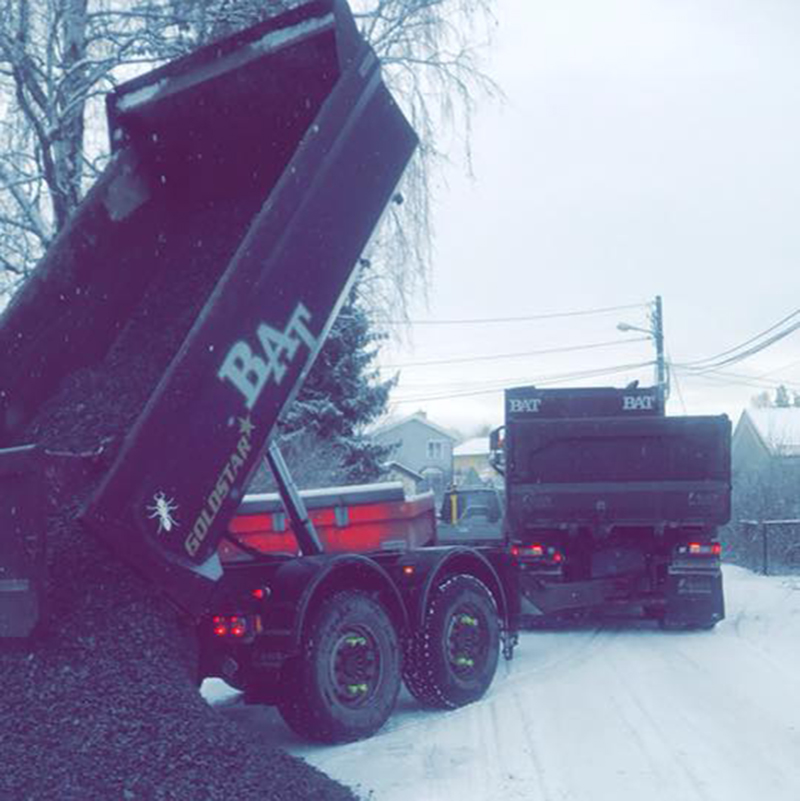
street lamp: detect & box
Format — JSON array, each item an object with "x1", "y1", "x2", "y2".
[{"x1": 617, "y1": 296, "x2": 668, "y2": 404}]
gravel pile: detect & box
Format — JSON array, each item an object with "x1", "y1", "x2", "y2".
[{"x1": 0, "y1": 175, "x2": 359, "y2": 799}]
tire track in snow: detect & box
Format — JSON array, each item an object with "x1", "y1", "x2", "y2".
[
  {"x1": 370, "y1": 626, "x2": 612, "y2": 743},
  {"x1": 491, "y1": 691, "x2": 560, "y2": 801},
  {"x1": 600, "y1": 626, "x2": 800, "y2": 801},
  {"x1": 511, "y1": 687, "x2": 564, "y2": 801},
  {"x1": 611, "y1": 668, "x2": 713, "y2": 801}
]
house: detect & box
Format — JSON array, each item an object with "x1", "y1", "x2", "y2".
[
  {"x1": 732, "y1": 407, "x2": 800, "y2": 471},
  {"x1": 453, "y1": 436, "x2": 499, "y2": 487},
  {"x1": 371, "y1": 411, "x2": 458, "y2": 500},
  {"x1": 382, "y1": 461, "x2": 425, "y2": 497},
  {"x1": 732, "y1": 407, "x2": 800, "y2": 522}
]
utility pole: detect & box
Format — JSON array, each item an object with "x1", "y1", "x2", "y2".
[{"x1": 652, "y1": 295, "x2": 668, "y2": 406}]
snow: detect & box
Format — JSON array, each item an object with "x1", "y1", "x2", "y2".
[
  {"x1": 249, "y1": 14, "x2": 334, "y2": 56},
  {"x1": 203, "y1": 565, "x2": 800, "y2": 800},
  {"x1": 115, "y1": 80, "x2": 166, "y2": 112},
  {"x1": 741, "y1": 407, "x2": 800, "y2": 455},
  {"x1": 453, "y1": 437, "x2": 489, "y2": 457}
]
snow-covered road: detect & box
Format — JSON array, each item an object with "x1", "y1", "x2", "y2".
[{"x1": 203, "y1": 565, "x2": 800, "y2": 801}]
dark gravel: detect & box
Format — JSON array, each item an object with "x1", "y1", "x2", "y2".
[{"x1": 0, "y1": 171, "x2": 359, "y2": 799}]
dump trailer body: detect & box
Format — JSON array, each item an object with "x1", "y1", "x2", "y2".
[
  {"x1": 0, "y1": 0, "x2": 417, "y2": 625},
  {"x1": 506, "y1": 414, "x2": 731, "y2": 529}
]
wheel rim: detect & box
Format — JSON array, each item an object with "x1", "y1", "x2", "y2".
[
  {"x1": 445, "y1": 603, "x2": 488, "y2": 678},
  {"x1": 329, "y1": 625, "x2": 382, "y2": 708}
]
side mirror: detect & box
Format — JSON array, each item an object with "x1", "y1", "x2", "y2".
[{"x1": 489, "y1": 426, "x2": 505, "y2": 476}]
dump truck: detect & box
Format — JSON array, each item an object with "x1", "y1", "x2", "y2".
[
  {"x1": 490, "y1": 385, "x2": 730, "y2": 629},
  {"x1": 226, "y1": 382, "x2": 731, "y2": 634},
  {"x1": 0, "y1": 0, "x2": 519, "y2": 745}
]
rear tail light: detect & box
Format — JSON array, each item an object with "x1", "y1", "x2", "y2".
[
  {"x1": 510, "y1": 543, "x2": 563, "y2": 562},
  {"x1": 678, "y1": 542, "x2": 721, "y2": 557},
  {"x1": 211, "y1": 614, "x2": 257, "y2": 640}
]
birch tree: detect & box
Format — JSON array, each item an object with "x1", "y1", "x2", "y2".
[{"x1": 0, "y1": 0, "x2": 497, "y2": 309}]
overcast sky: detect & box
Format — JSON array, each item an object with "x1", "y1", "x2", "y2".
[{"x1": 376, "y1": 0, "x2": 800, "y2": 436}]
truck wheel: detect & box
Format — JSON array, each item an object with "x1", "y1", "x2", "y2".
[
  {"x1": 278, "y1": 590, "x2": 401, "y2": 743},
  {"x1": 403, "y1": 574, "x2": 500, "y2": 709}
]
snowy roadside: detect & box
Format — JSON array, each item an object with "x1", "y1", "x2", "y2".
[{"x1": 203, "y1": 565, "x2": 800, "y2": 801}]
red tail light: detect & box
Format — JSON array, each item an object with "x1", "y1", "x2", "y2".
[
  {"x1": 211, "y1": 614, "x2": 252, "y2": 639},
  {"x1": 678, "y1": 542, "x2": 721, "y2": 557},
  {"x1": 510, "y1": 543, "x2": 563, "y2": 563}
]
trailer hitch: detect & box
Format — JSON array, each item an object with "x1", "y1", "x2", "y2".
[{"x1": 501, "y1": 628, "x2": 519, "y2": 660}]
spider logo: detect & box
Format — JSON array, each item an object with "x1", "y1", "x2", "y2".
[{"x1": 147, "y1": 491, "x2": 179, "y2": 534}]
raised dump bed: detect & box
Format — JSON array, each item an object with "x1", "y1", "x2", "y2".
[{"x1": 0, "y1": 0, "x2": 417, "y2": 635}]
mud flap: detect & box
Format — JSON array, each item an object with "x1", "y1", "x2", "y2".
[{"x1": 664, "y1": 567, "x2": 725, "y2": 626}]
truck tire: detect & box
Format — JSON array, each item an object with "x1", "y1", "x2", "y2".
[
  {"x1": 278, "y1": 590, "x2": 401, "y2": 743},
  {"x1": 403, "y1": 574, "x2": 500, "y2": 709}
]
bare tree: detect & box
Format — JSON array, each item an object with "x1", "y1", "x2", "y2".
[{"x1": 0, "y1": 0, "x2": 498, "y2": 315}]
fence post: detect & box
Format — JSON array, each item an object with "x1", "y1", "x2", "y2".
[{"x1": 762, "y1": 522, "x2": 769, "y2": 576}]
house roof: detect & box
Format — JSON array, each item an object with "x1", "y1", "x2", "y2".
[
  {"x1": 383, "y1": 461, "x2": 425, "y2": 481},
  {"x1": 738, "y1": 408, "x2": 800, "y2": 456},
  {"x1": 454, "y1": 437, "x2": 489, "y2": 457},
  {"x1": 371, "y1": 411, "x2": 459, "y2": 442}
]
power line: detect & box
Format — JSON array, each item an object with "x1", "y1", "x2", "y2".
[
  {"x1": 753, "y1": 357, "x2": 800, "y2": 380},
  {"x1": 678, "y1": 307, "x2": 800, "y2": 371},
  {"x1": 678, "y1": 319, "x2": 800, "y2": 374},
  {"x1": 382, "y1": 301, "x2": 648, "y2": 326},
  {"x1": 667, "y1": 355, "x2": 687, "y2": 415},
  {"x1": 379, "y1": 335, "x2": 651, "y2": 369},
  {"x1": 672, "y1": 365, "x2": 800, "y2": 393},
  {"x1": 391, "y1": 361, "x2": 654, "y2": 405},
  {"x1": 682, "y1": 307, "x2": 800, "y2": 366}
]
